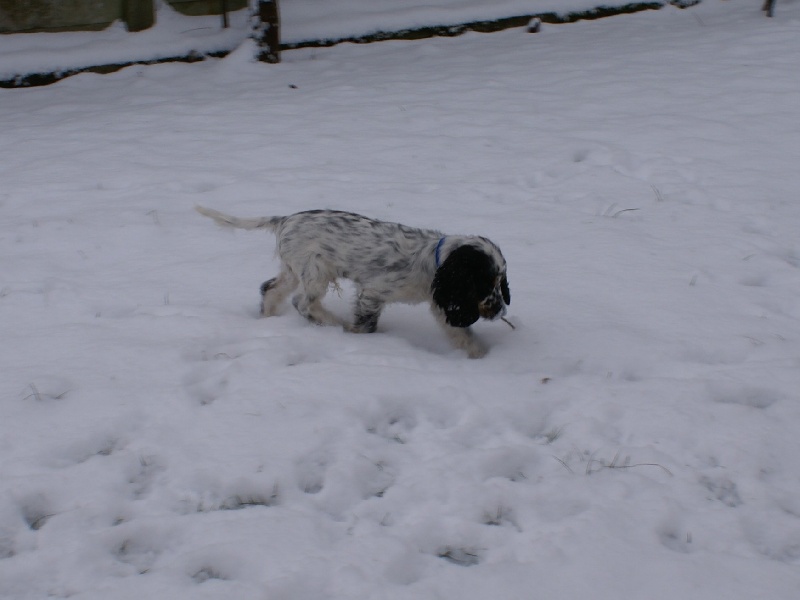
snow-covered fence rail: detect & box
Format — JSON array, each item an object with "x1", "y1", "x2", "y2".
[{"x1": 281, "y1": 2, "x2": 668, "y2": 51}]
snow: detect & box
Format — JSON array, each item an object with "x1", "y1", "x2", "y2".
[{"x1": 2, "y1": 0, "x2": 800, "y2": 598}]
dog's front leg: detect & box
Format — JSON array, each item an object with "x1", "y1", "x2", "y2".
[
  {"x1": 430, "y1": 306, "x2": 487, "y2": 359},
  {"x1": 349, "y1": 290, "x2": 384, "y2": 333}
]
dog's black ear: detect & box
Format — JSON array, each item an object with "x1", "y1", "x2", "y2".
[
  {"x1": 501, "y1": 275, "x2": 510, "y2": 306},
  {"x1": 432, "y1": 245, "x2": 485, "y2": 328}
]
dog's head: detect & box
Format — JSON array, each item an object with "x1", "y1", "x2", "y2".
[{"x1": 432, "y1": 239, "x2": 510, "y2": 328}]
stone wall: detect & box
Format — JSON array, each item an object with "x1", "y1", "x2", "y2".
[{"x1": 0, "y1": 0, "x2": 247, "y2": 34}]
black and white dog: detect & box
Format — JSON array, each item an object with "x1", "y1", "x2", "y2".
[{"x1": 196, "y1": 206, "x2": 510, "y2": 358}]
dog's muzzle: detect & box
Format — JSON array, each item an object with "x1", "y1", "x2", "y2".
[{"x1": 479, "y1": 288, "x2": 508, "y2": 320}]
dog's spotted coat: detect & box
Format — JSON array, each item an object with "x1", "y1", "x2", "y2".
[{"x1": 196, "y1": 206, "x2": 510, "y2": 358}]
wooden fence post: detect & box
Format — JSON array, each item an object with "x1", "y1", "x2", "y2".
[
  {"x1": 255, "y1": 0, "x2": 281, "y2": 63},
  {"x1": 221, "y1": 0, "x2": 229, "y2": 28}
]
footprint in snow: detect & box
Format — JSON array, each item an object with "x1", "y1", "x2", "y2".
[
  {"x1": 19, "y1": 493, "x2": 54, "y2": 531},
  {"x1": 708, "y1": 382, "x2": 780, "y2": 410},
  {"x1": 699, "y1": 475, "x2": 742, "y2": 508}
]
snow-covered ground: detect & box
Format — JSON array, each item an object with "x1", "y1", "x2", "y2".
[{"x1": 2, "y1": 1, "x2": 800, "y2": 598}]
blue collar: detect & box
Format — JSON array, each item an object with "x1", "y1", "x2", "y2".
[{"x1": 435, "y1": 236, "x2": 446, "y2": 268}]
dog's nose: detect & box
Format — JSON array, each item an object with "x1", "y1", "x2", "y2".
[
  {"x1": 492, "y1": 303, "x2": 508, "y2": 319},
  {"x1": 479, "y1": 291, "x2": 507, "y2": 320}
]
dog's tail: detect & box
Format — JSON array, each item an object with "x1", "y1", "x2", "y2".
[{"x1": 195, "y1": 205, "x2": 284, "y2": 232}]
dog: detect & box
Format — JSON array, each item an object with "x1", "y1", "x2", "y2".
[{"x1": 196, "y1": 206, "x2": 510, "y2": 358}]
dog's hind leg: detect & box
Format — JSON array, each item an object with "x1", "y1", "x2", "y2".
[
  {"x1": 290, "y1": 260, "x2": 343, "y2": 327},
  {"x1": 291, "y1": 290, "x2": 342, "y2": 326},
  {"x1": 260, "y1": 268, "x2": 298, "y2": 316}
]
